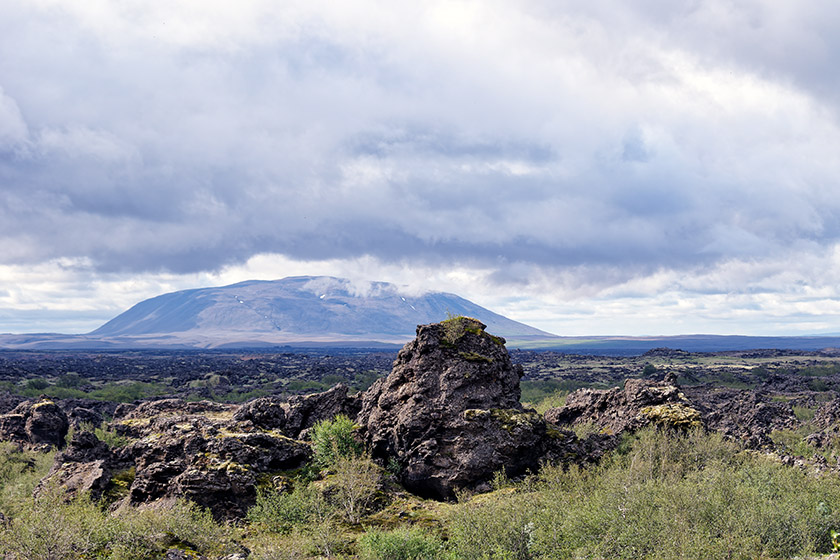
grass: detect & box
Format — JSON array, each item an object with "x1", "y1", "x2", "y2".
[
  {"x1": 448, "y1": 427, "x2": 840, "y2": 559},
  {"x1": 4, "y1": 427, "x2": 840, "y2": 558}
]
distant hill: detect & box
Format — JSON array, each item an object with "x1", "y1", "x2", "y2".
[
  {"x1": 7, "y1": 277, "x2": 840, "y2": 352},
  {"x1": 77, "y1": 276, "x2": 552, "y2": 348}
]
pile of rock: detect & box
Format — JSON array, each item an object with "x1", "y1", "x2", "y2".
[
  {"x1": 357, "y1": 318, "x2": 577, "y2": 498},
  {"x1": 0, "y1": 399, "x2": 69, "y2": 449}
]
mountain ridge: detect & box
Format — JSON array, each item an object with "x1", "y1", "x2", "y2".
[{"x1": 83, "y1": 276, "x2": 552, "y2": 347}]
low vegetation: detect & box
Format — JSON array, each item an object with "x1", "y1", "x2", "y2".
[
  {"x1": 6, "y1": 347, "x2": 840, "y2": 558},
  {"x1": 3, "y1": 421, "x2": 840, "y2": 559}
]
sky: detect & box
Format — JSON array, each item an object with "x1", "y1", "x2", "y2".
[{"x1": 2, "y1": 1, "x2": 840, "y2": 337}]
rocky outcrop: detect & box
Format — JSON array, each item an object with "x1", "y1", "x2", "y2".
[
  {"x1": 813, "y1": 397, "x2": 840, "y2": 430},
  {"x1": 37, "y1": 430, "x2": 128, "y2": 501},
  {"x1": 44, "y1": 398, "x2": 312, "y2": 520},
  {"x1": 801, "y1": 397, "x2": 840, "y2": 449},
  {"x1": 68, "y1": 406, "x2": 104, "y2": 428},
  {"x1": 285, "y1": 383, "x2": 361, "y2": 439},
  {"x1": 357, "y1": 318, "x2": 573, "y2": 499},
  {"x1": 229, "y1": 384, "x2": 361, "y2": 440},
  {"x1": 232, "y1": 396, "x2": 286, "y2": 429},
  {"x1": 0, "y1": 399, "x2": 69, "y2": 449},
  {"x1": 545, "y1": 378, "x2": 699, "y2": 435},
  {"x1": 0, "y1": 391, "x2": 25, "y2": 414},
  {"x1": 685, "y1": 388, "x2": 798, "y2": 447}
]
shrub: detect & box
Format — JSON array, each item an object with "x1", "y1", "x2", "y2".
[
  {"x1": 55, "y1": 373, "x2": 89, "y2": 388},
  {"x1": 329, "y1": 456, "x2": 381, "y2": 523},
  {"x1": 530, "y1": 427, "x2": 840, "y2": 559},
  {"x1": 0, "y1": 484, "x2": 111, "y2": 559},
  {"x1": 0, "y1": 443, "x2": 55, "y2": 514},
  {"x1": 24, "y1": 378, "x2": 49, "y2": 391},
  {"x1": 248, "y1": 531, "x2": 312, "y2": 560},
  {"x1": 310, "y1": 414, "x2": 363, "y2": 469},
  {"x1": 107, "y1": 499, "x2": 239, "y2": 559},
  {"x1": 88, "y1": 381, "x2": 167, "y2": 402},
  {"x1": 247, "y1": 484, "x2": 322, "y2": 534},
  {"x1": 73, "y1": 421, "x2": 131, "y2": 449},
  {"x1": 358, "y1": 526, "x2": 445, "y2": 560},
  {"x1": 447, "y1": 490, "x2": 539, "y2": 560}
]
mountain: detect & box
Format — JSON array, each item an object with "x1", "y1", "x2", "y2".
[{"x1": 83, "y1": 276, "x2": 553, "y2": 347}]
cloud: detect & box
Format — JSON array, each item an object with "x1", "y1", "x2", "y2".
[
  {"x1": 0, "y1": 88, "x2": 28, "y2": 152},
  {"x1": 1, "y1": 1, "x2": 840, "y2": 334}
]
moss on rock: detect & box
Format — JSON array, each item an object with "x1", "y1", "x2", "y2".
[{"x1": 639, "y1": 403, "x2": 703, "y2": 430}]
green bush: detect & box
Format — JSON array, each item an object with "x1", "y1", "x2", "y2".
[
  {"x1": 247, "y1": 484, "x2": 323, "y2": 535},
  {"x1": 444, "y1": 427, "x2": 840, "y2": 560},
  {"x1": 24, "y1": 378, "x2": 49, "y2": 391},
  {"x1": 358, "y1": 526, "x2": 444, "y2": 560},
  {"x1": 55, "y1": 373, "x2": 89, "y2": 388},
  {"x1": 310, "y1": 414, "x2": 363, "y2": 469},
  {"x1": 0, "y1": 484, "x2": 110, "y2": 559},
  {"x1": 88, "y1": 381, "x2": 167, "y2": 402},
  {"x1": 0, "y1": 480, "x2": 239, "y2": 560},
  {"x1": 328, "y1": 456, "x2": 381, "y2": 523},
  {"x1": 248, "y1": 531, "x2": 312, "y2": 560},
  {"x1": 448, "y1": 491, "x2": 538, "y2": 560},
  {"x1": 0, "y1": 443, "x2": 55, "y2": 514},
  {"x1": 72, "y1": 421, "x2": 131, "y2": 449},
  {"x1": 531, "y1": 427, "x2": 840, "y2": 559}
]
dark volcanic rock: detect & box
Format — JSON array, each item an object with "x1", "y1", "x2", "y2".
[
  {"x1": 120, "y1": 400, "x2": 311, "y2": 519},
  {"x1": 685, "y1": 388, "x2": 799, "y2": 447},
  {"x1": 357, "y1": 319, "x2": 561, "y2": 499},
  {"x1": 813, "y1": 397, "x2": 840, "y2": 430},
  {"x1": 0, "y1": 399, "x2": 69, "y2": 449},
  {"x1": 803, "y1": 397, "x2": 840, "y2": 450},
  {"x1": 545, "y1": 378, "x2": 698, "y2": 435},
  {"x1": 232, "y1": 396, "x2": 286, "y2": 429},
  {"x1": 69, "y1": 407, "x2": 104, "y2": 428},
  {"x1": 284, "y1": 383, "x2": 361, "y2": 439},
  {"x1": 38, "y1": 430, "x2": 126, "y2": 501},
  {"x1": 45, "y1": 398, "x2": 312, "y2": 520},
  {"x1": 0, "y1": 392, "x2": 25, "y2": 414}
]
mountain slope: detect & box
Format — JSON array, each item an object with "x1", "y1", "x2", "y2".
[{"x1": 89, "y1": 276, "x2": 552, "y2": 345}]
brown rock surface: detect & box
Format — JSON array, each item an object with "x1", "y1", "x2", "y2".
[
  {"x1": 0, "y1": 399, "x2": 69, "y2": 449},
  {"x1": 45, "y1": 398, "x2": 311, "y2": 520},
  {"x1": 357, "y1": 318, "x2": 565, "y2": 499},
  {"x1": 545, "y1": 378, "x2": 693, "y2": 435}
]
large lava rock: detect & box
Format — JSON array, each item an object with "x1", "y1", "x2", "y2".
[
  {"x1": 683, "y1": 388, "x2": 799, "y2": 447},
  {"x1": 44, "y1": 398, "x2": 312, "y2": 520},
  {"x1": 37, "y1": 430, "x2": 128, "y2": 502},
  {"x1": 0, "y1": 399, "x2": 69, "y2": 449},
  {"x1": 231, "y1": 384, "x2": 361, "y2": 440},
  {"x1": 545, "y1": 378, "x2": 700, "y2": 435},
  {"x1": 357, "y1": 318, "x2": 555, "y2": 499},
  {"x1": 284, "y1": 383, "x2": 361, "y2": 439}
]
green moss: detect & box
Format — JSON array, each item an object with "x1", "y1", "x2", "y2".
[
  {"x1": 463, "y1": 409, "x2": 491, "y2": 421},
  {"x1": 545, "y1": 426, "x2": 576, "y2": 442},
  {"x1": 639, "y1": 403, "x2": 703, "y2": 430},
  {"x1": 214, "y1": 428, "x2": 303, "y2": 453},
  {"x1": 205, "y1": 459, "x2": 249, "y2": 473},
  {"x1": 102, "y1": 467, "x2": 135, "y2": 505},
  {"x1": 488, "y1": 334, "x2": 505, "y2": 346},
  {"x1": 463, "y1": 408, "x2": 542, "y2": 434},
  {"x1": 31, "y1": 400, "x2": 56, "y2": 409},
  {"x1": 793, "y1": 405, "x2": 817, "y2": 422},
  {"x1": 458, "y1": 352, "x2": 493, "y2": 363}
]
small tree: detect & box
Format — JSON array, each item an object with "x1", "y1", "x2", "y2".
[
  {"x1": 642, "y1": 363, "x2": 658, "y2": 378},
  {"x1": 330, "y1": 456, "x2": 381, "y2": 524},
  {"x1": 310, "y1": 415, "x2": 363, "y2": 469}
]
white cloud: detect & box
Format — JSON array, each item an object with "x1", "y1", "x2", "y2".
[
  {"x1": 0, "y1": 87, "x2": 28, "y2": 151},
  {"x1": 1, "y1": 1, "x2": 840, "y2": 334}
]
